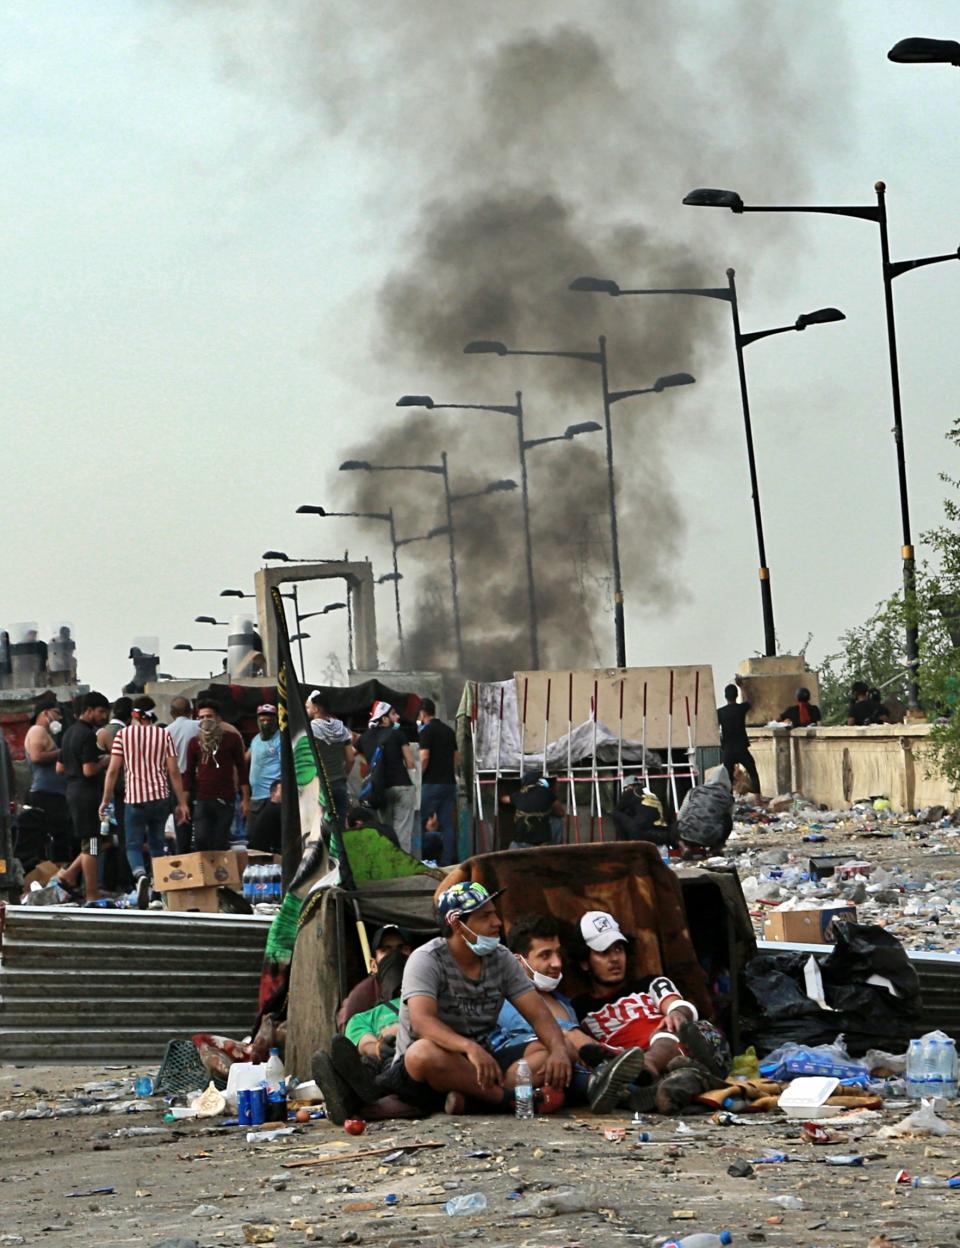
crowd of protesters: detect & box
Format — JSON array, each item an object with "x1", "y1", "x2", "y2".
[{"x1": 13, "y1": 686, "x2": 465, "y2": 906}]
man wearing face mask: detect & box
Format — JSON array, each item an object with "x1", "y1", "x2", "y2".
[
  {"x1": 335, "y1": 924, "x2": 412, "y2": 1030},
  {"x1": 245, "y1": 704, "x2": 282, "y2": 829},
  {"x1": 372, "y1": 882, "x2": 572, "y2": 1115},
  {"x1": 490, "y1": 913, "x2": 648, "y2": 1112},
  {"x1": 23, "y1": 695, "x2": 72, "y2": 866}
]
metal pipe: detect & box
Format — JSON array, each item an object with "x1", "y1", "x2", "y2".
[
  {"x1": 441, "y1": 452, "x2": 465, "y2": 671},
  {"x1": 515, "y1": 394, "x2": 540, "y2": 668}
]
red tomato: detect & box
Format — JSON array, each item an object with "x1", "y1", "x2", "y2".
[{"x1": 344, "y1": 1118, "x2": 366, "y2": 1135}]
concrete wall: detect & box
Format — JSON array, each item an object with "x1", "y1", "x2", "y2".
[{"x1": 748, "y1": 724, "x2": 958, "y2": 812}]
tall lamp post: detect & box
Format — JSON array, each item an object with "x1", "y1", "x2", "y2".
[
  {"x1": 571, "y1": 274, "x2": 844, "y2": 657},
  {"x1": 462, "y1": 338, "x2": 694, "y2": 668},
  {"x1": 339, "y1": 458, "x2": 514, "y2": 671},
  {"x1": 681, "y1": 184, "x2": 960, "y2": 705},
  {"x1": 397, "y1": 393, "x2": 600, "y2": 668},
  {"x1": 296, "y1": 504, "x2": 406, "y2": 667}
]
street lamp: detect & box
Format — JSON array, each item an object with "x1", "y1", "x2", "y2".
[
  {"x1": 220, "y1": 589, "x2": 256, "y2": 599},
  {"x1": 339, "y1": 457, "x2": 469, "y2": 670},
  {"x1": 681, "y1": 183, "x2": 960, "y2": 706},
  {"x1": 194, "y1": 615, "x2": 228, "y2": 626},
  {"x1": 462, "y1": 339, "x2": 695, "y2": 667},
  {"x1": 298, "y1": 603, "x2": 347, "y2": 622},
  {"x1": 398, "y1": 391, "x2": 596, "y2": 668},
  {"x1": 297, "y1": 503, "x2": 406, "y2": 666},
  {"x1": 521, "y1": 420, "x2": 602, "y2": 450},
  {"x1": 888, "y1": 37, "x2": 960, "y2": 65},
  {"x1": 571, "y1": 272, "x2": 843, "y2": 656},
  {"x1": 173, "y1": 644, "x2": 228, "y2": 653},
  {"x1": 394, "y1": 524, "x2": 451, "y2": 549}
]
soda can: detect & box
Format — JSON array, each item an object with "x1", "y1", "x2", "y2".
[
  {"x1": 237, "y1": 1089, "x2": 253, "y2": 1126},
  {"x1": 250, "y1": 1086, "x2": 266, "y2": 1126}
]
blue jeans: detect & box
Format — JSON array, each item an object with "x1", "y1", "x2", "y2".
[
  {"x1": 420, "y1": 783, "x2": 458, "y2": 865},
  {"x1": 124, "y1": 798, "x2": 170, "y2": 879},
  {"x1": 330, "y1": 778, "x2": 348, "y2": 830}
]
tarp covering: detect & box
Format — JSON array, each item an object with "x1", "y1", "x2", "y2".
[{"x1": 470, "y1": 678, "x2": 661, "y2": 773}]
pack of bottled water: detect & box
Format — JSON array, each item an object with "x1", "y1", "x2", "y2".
[{"x1": 906, "y1": 1030, "x2": 958, "y2": 1100}]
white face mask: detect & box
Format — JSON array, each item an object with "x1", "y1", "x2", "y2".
[
  {"x1": 48, "y1": 719, "x2": 62, "y2": 736},
  {"x1": 521, "y1": 955, "x2": 561, "y2": 993}
]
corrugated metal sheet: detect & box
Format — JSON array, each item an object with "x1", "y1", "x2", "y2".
[{"x1": 0, "y1": 904, "x2": 270, "y2": 1062}]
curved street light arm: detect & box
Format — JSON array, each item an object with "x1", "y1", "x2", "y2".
[
  {"x1": 888, "y1": 248, "x2": 960, "y2": 281},
  {"x1": 738, "y1": 323, "x2": 799, "y2": 349},
  {"x1": 607, "y1": 385, "x2": 657, "y2": 404},
  {"x1": 617, "y1": 285, "x2": 733, "y2": 302}
]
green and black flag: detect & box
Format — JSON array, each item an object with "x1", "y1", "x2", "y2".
[{"x1": 271, "y1": 586, "x2": 347, "y2": 895}]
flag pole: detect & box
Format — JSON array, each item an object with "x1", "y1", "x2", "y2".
[
  {"x1": 470, "y1": 686, "x2": 484, "y2": 853},
  {"x1": 685, "y1": 694, "x2": 698, "y2": 788},
  {"x1": 591, "y1": 679, "x2": 600, "y2": 842},
  {"x1": 542, "y1": 677, "x2": 552, "y2": 779},
  {"x1": 493, "y1": 685, "x2": 505, "y2": 851},
  {"x1": 641, "y1": 680, "x2": 649, "y2": 789}
]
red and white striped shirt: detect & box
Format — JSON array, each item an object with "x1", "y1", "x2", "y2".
[{"x1": 110, "y1": 722, "x2": 176, "y2": 805}]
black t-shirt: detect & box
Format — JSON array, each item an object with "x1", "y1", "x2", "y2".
[
  {"x1": 509, "y1": 781, "x2": 555, "y2": 845},
  {"x1": 419, "y1": 718, "x2": 457, "y2": 785},
  {"x1": 60, "y1": 720, "x2": 102, "y2": 795},
  {"x1": 848, "y1": 699, "x2": 878, "y2": 726},
  {"x1": 779, "y1": 703, "x2": 822, "y2": 727},
  {"x1": 717, "y1": 701, "x2": 750, "y2": 747},
  {"x1": 359, "y1": 725, "x2": 411, "y2": 789}
]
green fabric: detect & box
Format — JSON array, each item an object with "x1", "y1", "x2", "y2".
[
  {"x1": 341, "y1": 825, "x2": 434, "y2": 882},
  {"x1": 264, "y1": 892, "x2": 304, "y2": 962},
  {"x1": 344, "y1": 998, "x2": 401, "y2": 1047}
]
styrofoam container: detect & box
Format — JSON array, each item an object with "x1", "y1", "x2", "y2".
[{"x1": 778, "y1": 1075, "x2": 841, "y2": 1118}]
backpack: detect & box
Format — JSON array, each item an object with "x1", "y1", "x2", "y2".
[{"x1": 358, "y1": 741, "x2": 388, "y2": 810}]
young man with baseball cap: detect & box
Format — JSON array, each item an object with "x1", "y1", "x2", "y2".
[
  {"x1": 335, "y1": 924, "x2": 412, "y2": 1029},
  {"x1": 369, "y1": 883, "x2": 571, "y2": 1115},
  {"x1": 491, "y1": 913, "x2": 648, "y2": 1112},
  {"x1": 245, "y1": 703, "x2": 282, "y2": 829},
  {"x1": 572, "y1": 909, "x2": 724, "y2": 1112}
]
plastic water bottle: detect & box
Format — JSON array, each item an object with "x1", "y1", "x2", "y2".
[
  {"x1": 265, "y1": 1047, "x2": 285, "y2": 1093},
  {"x1": 271, "y1": 864, "x2": 283, "y2": 901},
  {"x1": 907, "y1": 1038, "x2": 926, "y2": 1099},
  {"x1": 444, "y1": 1192, "x2": 488, "y2": 1216},
  {"x1": 926, "y1": 1036, "x2": 945, "y2": 1099},
  {"x1": 911, "y1": 1175, "x2": 960, "y2": 1188},
  {"x1": 662, "y1": 1234, "x2": 733, "y2": 1248},
  {"x1": 937, "y1": 1034, "x2": 958, "y2": 1098},
  {"x1": 514, "y1": 1059, "x2": 534, "y2": 1120}
]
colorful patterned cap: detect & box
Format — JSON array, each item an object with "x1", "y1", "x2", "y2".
[{"x1": 436, "y1": 881, "x2": 504, "y2": 927}]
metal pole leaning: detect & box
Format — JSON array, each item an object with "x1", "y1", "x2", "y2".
[{"x1": 598, "y1": 336, "x2": 627, "y2": 667}]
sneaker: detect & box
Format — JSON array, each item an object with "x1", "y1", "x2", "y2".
[
  {"x1": 135, "y1": 875, "x2": 150, "y2": 911},
  {"x1": 312, "y1": 1051, "x2": 361, "y2": 1126},
  {"x1": 330, "y1": 1035, "x2": 382, "y2": 1105},
  {"x1": 654, "y1": 1065, "x2": 714, "y2": 1115},
  {"x1": 587, "y1": 1048, "x2": 648, "y2": 1113},
  {"x1": 677, "y1": 1019, "x2": 727, "y2": 1078},
  {"x1": 626, "y1": 1083, "x2": 659, "y2": 1113}
]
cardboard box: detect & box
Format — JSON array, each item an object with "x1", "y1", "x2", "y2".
[
  {"x1": 163, "y1": 885, "x2": 220, "y2": 913},
  {"x1": 23, "y1": 860, "x2": 60, "y2": 890},
  {"x1": 154, "y1": 851, "x2": 241, "y2": 892},
  {"x1": 763, "y1": 905, "x2": 857, "y2": 945}
]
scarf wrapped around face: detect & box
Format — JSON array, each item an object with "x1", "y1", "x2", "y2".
[{"x1": 198, "y1": 717, "x2": 225, "y2": 763}]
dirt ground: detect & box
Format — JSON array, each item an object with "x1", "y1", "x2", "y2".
[
  {"x1": 4, "y1": 806, "x2": 959, "y2": 1247},
  {"x1": 2, "y1": 1063, "x2": 959, "y2": 1248}
]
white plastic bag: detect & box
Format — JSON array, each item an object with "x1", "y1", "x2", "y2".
[{"x1": 876, "y1": 1098, "x2": 954, "y2": 1138}]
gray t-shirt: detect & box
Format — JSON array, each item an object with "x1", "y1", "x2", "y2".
[{"x1": 394, "y1": 936, "x2": 534, "y2": 1058}]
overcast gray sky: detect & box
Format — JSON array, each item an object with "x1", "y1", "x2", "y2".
[{"x1": 3, "y1": 1, "x2": 959, "y2": 703}]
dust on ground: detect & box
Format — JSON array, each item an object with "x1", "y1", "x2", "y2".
[{"x1": 1, "y1": 1063, "x2": 957, "y2": 1248}]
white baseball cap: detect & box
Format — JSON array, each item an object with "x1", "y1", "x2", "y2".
[{"x1": 580, "y1": 910, "x2": 628, "y2": 952}]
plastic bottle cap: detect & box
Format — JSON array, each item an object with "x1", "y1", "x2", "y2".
[{"x1": 720, "y1": 1233, "x2": 733, "y2": 1245}]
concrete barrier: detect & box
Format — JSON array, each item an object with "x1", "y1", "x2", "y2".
[{"x1": 747, "y1": 724, "x2": 958, "y2": 811}]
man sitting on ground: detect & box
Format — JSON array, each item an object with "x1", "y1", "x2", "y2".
[
  {"x1": 490, "y1": 913, "x2": 647, "y2": 1111},
  {"x1": 335, "y1": 924, "x2": 412, "y2": 1030},
  {"x1": 321, "y1": 883, "x2": 572, "y2": 1117},
  {"x1": 571, "y1": 910, "x2": 727, "y2": 1113}
]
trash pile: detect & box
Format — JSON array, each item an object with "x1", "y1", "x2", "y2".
[{"x1": 711, "y1": 795, "x2": 960, "y2": 953}]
